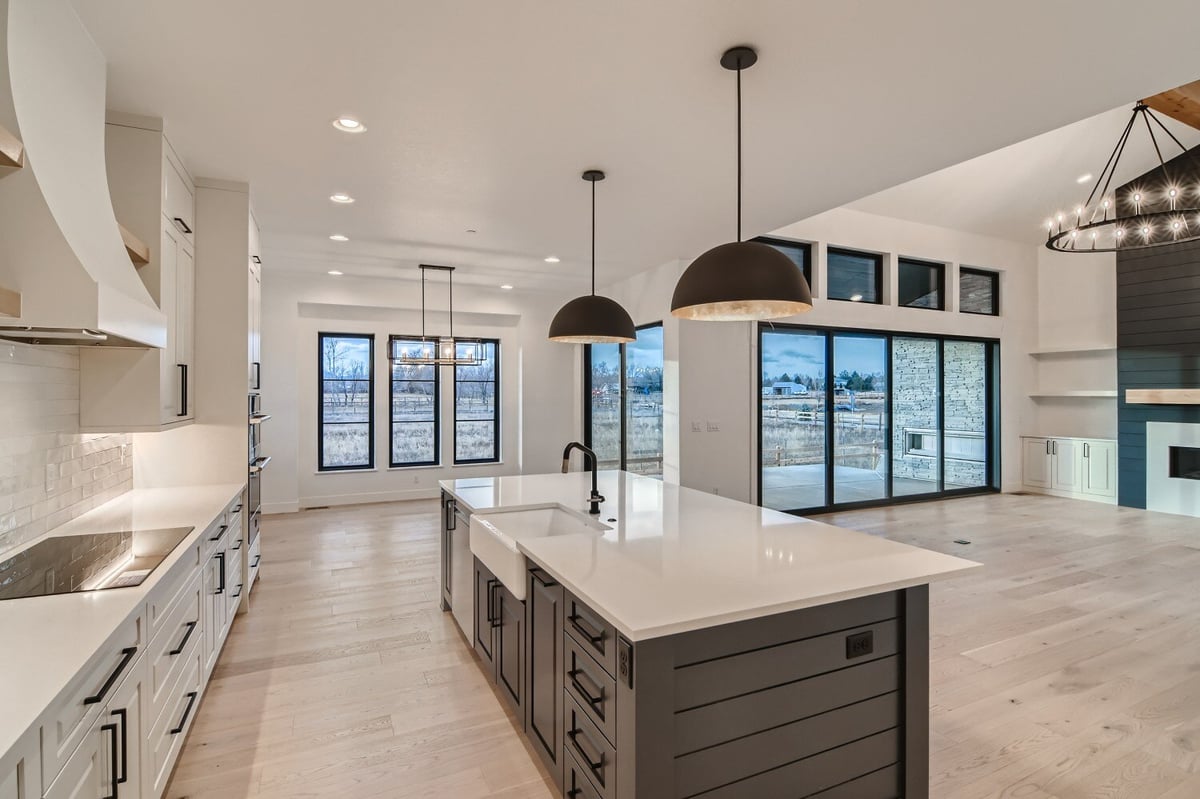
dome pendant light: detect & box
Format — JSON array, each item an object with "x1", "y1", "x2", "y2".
[
  {"x1": 548, "y1": 170, "x2": 637, "y2": 344},
  {"x1": 671, "y1": 46, "x2": 812, "y2": 321}
]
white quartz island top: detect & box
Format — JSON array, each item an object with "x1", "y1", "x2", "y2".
[
  {"x1": 442, "y1": 471, "x2": 979, "y2": 641},
  {"x1": 0, "y1": 483, "x2": 242, "y2": 765}
]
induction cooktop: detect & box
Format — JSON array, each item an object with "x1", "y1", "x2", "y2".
[{"x1": 0, "y1": 526, "x2": 194, "y2": 601}]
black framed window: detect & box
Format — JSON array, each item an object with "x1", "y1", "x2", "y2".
[
  {"x1": 388, "y1": 336, "x2": 439, "y2": 467},
  {"x1": 827, "y1": 248, "x2": 883, "y2": 304},
  {"x1": 959, "y1": 267, "x2": 1000, "y2": 315},
  {"x1": 584, "y1": 323, "x2": 664, "y2": 477},
  {"x1": 318, "y1": 332, "x2": 374, "y2": 471},
  {"x1": 758, "y1": 323, "x2": 999, "y2": 515},
  {"x1": 752, "y1": 236, "x2": 813, "y2": 291},
  {"x1": 454, "y1": 340, "x2": 500, "y2": 464},
  {"x1": 898, "y1": 257, "x2": 945, "y2": 310}
]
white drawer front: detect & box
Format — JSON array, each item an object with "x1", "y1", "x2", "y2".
[
  {"x1": 146, "y1": 541, "x2": 200, "y2": 643},
  {"x1": 147, "y1": 645, "x2": 202, "y2": 797},
  {"x1": 40, "y1": 614, "x2": 142, "y2": 788},
  {"x1": 148, "y1": 574, "x2": 203, "y2": 723}
]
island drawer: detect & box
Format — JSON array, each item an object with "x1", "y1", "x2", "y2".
[
  {"x1": 673, "y1": 618, "x2": 899, "y2": 710},
  {"x1": 564, "y1": 591, "x2": 617, "y2": 679},
  {"x1": 564, "y1": 633, "x2": 617, "y2": 745},
  {"x1": 564, "y1": 746, "x2": 604, "y2": 799},
  {"x1": 564, "y1": 693, "x2": 616, "y2": 799}
]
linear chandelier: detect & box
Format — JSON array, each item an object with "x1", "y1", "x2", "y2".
[
  {"x1": 1046, "y1": 103, "x2": 1200, "y2": 253},
  {"x1": 392, "y1": 265, "x2": 483, "y2": 366}
]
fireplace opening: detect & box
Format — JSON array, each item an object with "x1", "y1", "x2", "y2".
[{"x1": 1168, "y1": 446, "x2": 1200, "y2": 481}]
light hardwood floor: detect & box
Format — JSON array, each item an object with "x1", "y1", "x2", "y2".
[{"x1": 166, "y1": 493, "x2": 1200, "y2": 798}]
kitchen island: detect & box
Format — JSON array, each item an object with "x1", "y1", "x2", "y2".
[{"x1": 440, "y1": 471, "x2": 977, "y2": 799}]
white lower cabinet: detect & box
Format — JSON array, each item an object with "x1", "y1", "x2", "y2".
[
  {"x1": 1021, "y1": 436, "x2": 1117, "y2": 504},
  {"x1": 17, "y1": 491, "x2": 247, "y2": 799}
]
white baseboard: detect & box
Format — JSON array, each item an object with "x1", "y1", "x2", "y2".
[
  {"x1": 298, "y1": 487, "x2": 441, "y2": 509},
  {"x1": 261, "y1": 501, "x2": 301, "y2": 515}
]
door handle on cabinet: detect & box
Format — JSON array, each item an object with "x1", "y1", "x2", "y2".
[
  {"x1": 567, "y1": 728, "x2": 604, "y2": 776},
  {"x1": 209, "y1": 524, "x2": 228, "y2": 542},
  {"x1": 1052, "y1": 440, "x2": 1058, "y2": 456},
  {"x1": 215, "y1": 552, "x2": 226, "y2": 594},
  {"x1": 490, "y1": 581, "x2": 502, "y2": 628},
  {"x1": 170, "y1": 692, "x2": 198, "y2": 735},
  {"x1": 568, "y1": 612, "x2": 605, "y2": 646},
  {"x1": 169, "y1": 621, "x2": 198, "y2": 656},
  {"x1": 101, "y1": 722, "x2": 119, "y2": 799},
  {"x1": 530, "y1": 568, "x2": 558, "y2": 588},
  {"x1": 251, "y1": 554, "x2": 261, "y2": 568},
  {"x1": 84, "y1": 647, "x2": 138, "y2": 705},
  {"x1": 177, "y1": 364, "x2": 188, "y2": 417},
  {"x1": 568, "y1": 668, "x2": 605, "y2": 710},
  {"x1": 111, "y1": 707, "x2": 128, "y2": 785},
  {"x1": 173, "y1": 217, "x2": 192, "y2": 234},
  {"x1": 1045, "y1": 440, "x2": 1051, "y2": 455}
]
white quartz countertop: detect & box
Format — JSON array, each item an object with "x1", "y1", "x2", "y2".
[
  {"x1": 442, "y1": 472, "x2": 979, "y2": 641},
  {"x1": 0, "y1": 483, "x2": 242, "y2": 765}
]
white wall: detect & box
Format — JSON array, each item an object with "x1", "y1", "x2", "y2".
[
  {"x1": 603, "y1": 207, "x2": 1041, "y2": 500},
  {"x1": 259, "y1": 271, "x2": 577, "y2": 513},
  {"x1": 1030, "y1": 248, "x2": 1117, "y2": 440}
]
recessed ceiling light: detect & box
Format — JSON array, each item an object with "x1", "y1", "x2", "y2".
[
  {"x1": 329, "y1": 234, "x2": 349, "y2": 242},
  {"x1": 330, "y1": 193, "x2": 355, "y2": 204},
  {"x1": 328, "y1": 270, "x2": 343, "y2": 276},
  {"x1": 500, "y1": 284, "x2": 513, "y2": 290},
  {"x1": 544, "y1": 255, "x2": 560, "y2": 263},
  {"x1": 332, "y1": 117, "x2": 365, "y2": 133},
  {"x1": 849, "y1": 294, "x2": 863, "y2": 302},
  {"x1": 1076, "y1": 173, "x2": 1093, "y2": 184}
]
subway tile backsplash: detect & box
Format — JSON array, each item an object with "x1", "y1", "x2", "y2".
[{"x1": 0, "y1": 342, "x2": 132, "y2": 558}]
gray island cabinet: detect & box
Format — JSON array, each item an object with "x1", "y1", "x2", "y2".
[{"x1": 440, "y1": 472, "x2": 977, "y2": 799}]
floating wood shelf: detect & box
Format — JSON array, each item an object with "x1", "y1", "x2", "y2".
[
  {"x1": 1029, "y1": 346, "x2": 1116, "y2": 358},
  {"x1": 0, "y1": 285, "x2": 21, "y2": 318},
  {"x1": 1030, "y1": 391, "x2": 1118, "y2": 399},
  {"x1": 0, "y1": 123, "x2": 24, "y2": 174},
  {"x1": 1125, "y1": 388, "x2": 1200, "y2": 405},
  {"x1": 118, "y1": 223, "x2": 150, "y2": 266}
]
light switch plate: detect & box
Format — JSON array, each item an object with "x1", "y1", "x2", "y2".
[
  {"x1": 707, "y1": 421, "x2": 720, "y2": 432},
  {"x1": 691, "y1": 421, "x2": 702, "y2": 432}
]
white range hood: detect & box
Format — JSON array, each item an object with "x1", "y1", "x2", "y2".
[{"x1": 0, "y1": 0, "x2": 165, "y2": 347}]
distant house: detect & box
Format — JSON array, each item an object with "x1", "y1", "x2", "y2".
[{"x1": 768, "y1": 381, "x2": 808, "y2": 396}]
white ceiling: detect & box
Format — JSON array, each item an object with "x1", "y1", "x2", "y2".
[
  {"x1": 71, "y1": 0, "x2": 1200, "y2": 290},
  {"x1": 850, "y1": 104, "x2": 1200, "y2": 243}
]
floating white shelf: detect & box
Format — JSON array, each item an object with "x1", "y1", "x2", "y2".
[
  {"x1": 1029, "y1": 346, "x2": 1116, "y2": 358},
  {"x1": 118, "y1": 222, "x2": 150, "y2": 266},
  {"x1": 1029, "y1": 390, "x2": 1118, "y2": 399}
]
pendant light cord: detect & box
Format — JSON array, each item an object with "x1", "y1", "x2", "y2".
[
  {"x1": 591, "y1": 178, "x2": 597, "y2": 295},
  {"x1": 420, "y1": 267, "x2": 427, "y2": 339},
  {"x1": 736, "y1": 62, "x2": 742, "y2": 243},
  {"x1": 448, "y1": 268, "x2": 455, "y2": 340}
]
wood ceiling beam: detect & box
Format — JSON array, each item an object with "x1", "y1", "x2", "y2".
[{"x1": 1142, "y1": 79, "x2": 1200, "y2": 131}]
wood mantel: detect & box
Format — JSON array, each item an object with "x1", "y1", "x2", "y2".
[{"x1": 1125, "y1": 388, "x2": 1200, "y2": 405}]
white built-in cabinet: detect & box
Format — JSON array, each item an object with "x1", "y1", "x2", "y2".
[
  {"x1": 79, "y1": 114, "x2": 196, "y2": 432},
  {"x1": 1021, "y1": 436, "x2": 1117, "y2": 503}
]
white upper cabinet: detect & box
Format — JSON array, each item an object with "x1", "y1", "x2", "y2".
[{"x1": 79, "y1": 115, "x2": 196, "y2": 432}]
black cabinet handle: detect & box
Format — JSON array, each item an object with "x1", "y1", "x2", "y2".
[
  {"x1": 446, "y1": 499, "x2": 457, "y2": 531},
  {"x1": 84, "y1": 647, "x2": 138, "y2": 705},
  {"x1": 485, "y1": 578, "x2": 498, "y2": 626},
  {"x1": 111, "y1": 708, "x2": 128, "y2": 785},
  {"x1": 101, "y1": 722, "x2": 119, "y2": 799},
  {"x1": 173, "y1": 217, "x2": 192, "y2": 234},
  {"x1": 231, "y1": 583, "x2": 243, "y2": 598},
  {"x1": 177, "y1": 364, "x2": 188, "y2": 417},
  {"x1": 530, "y1": 568, "x2": 558, "y2": 588},
  {"x1": 231, "y1": 538, "x2": 243, "y2": 551},
  {"x1": 252, "y1": 361, "x2": 261, "y2": 390},
  {"x1": 215, "y1": 552, "x2": 226, "y2": 594},
  {"x1": 568, "y1": 612, "x2": 605, "y2": 646},
  {"x1": 251, "y1": 255, "x2": 261, "y2": 264},
  {"x1": 1052, "y1": 440, "x2": 1058, "y2": 456},
  {"x1": 1045, "y1": 439, "x2": 1051, "y2": 455},
  {"x1": 566, "y1": 789, "x2": 581, "y2": 799},
  {"x1": 489, "y1": 581, "x2": 502, "y2": 629},
  {"x1": 209, "y1": 524, "x2": 228, "y2": 542},
  {"x1": 567, "y1": 729, "x2": 604, "y2": 777},
  {"x1": 170, "y1": 691, "x2": 198, "y2": 735},
  {"x1": 232, "y1": 504, "x2": 243, "y2": 514},
  {"x1": 169, "y1": 621, "x2": 197, "y2": 656},
  {"x1": 568, "y1": 669, "x2": 605, "y2": 712},
  {"x1": 251, "y1": 554, "x2": 261, "y2": 568}
]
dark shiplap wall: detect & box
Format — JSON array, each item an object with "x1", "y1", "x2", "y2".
[{"x1": 1116, "y1": 236, "x2": 1200, "y2": 508}]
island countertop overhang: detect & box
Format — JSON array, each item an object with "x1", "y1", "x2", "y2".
[{"x1": 440, "y1": 471, "x2": 979, "y2": 641}]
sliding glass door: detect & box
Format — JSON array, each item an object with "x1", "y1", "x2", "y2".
[
  {"x1": 759, "y1": 325, "x2": 998, "y2": 514},
  {"x1": 585, "y1": 323, "x2": 665, "y2": 477}
]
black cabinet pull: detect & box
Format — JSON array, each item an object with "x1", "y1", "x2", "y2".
[
  {"x1": 568, "y1": 612, "x2": 605, "y2": 646},
  {"x1": 173, "y1": 217, "x2": 192, "y2": 234},
  {"x1": 111, "y1": 707, "x2": 128, "y2": 785},
  {"x1": 566, "y1": 789, "x2": 581, "y2": 799},
  {"x1": 568, "y1": 669, "x2": 605, "y2": 712},
  {"x1": 530, "y1": 568, "x2": 558, "y2": 588},
  {"x1": 485, "y1": 578, "x2": 498, "y2": 626},
  {"x1": 251, "y1": 554, "x2": 261, "y2": 568},
  {"x1": 215, "y1": 552, "x2": 226, "y2": 594},
  {"x1": 84, "y1": 647, "x2": 138, "y2": 705},
  {"x1": 209, "y1": 524, "x2": 228, "y2": 542},
  {"x1": 1045, "y1": 439, "x2": 1051, "y2": 455},
  {"x1": 170, "y1": 691, "x2": 198, "y2": 735},
  {"x1": 231, "y1": 538, "x2": 243, "y2": 551},
  {"x1": 252, "y1": 361, "x2": 261, "y2": 390},
  {"x1": 489, "y1": 581, "x2": 502, "y2": 629},
  {"x1": 446, "y1": 499, "x2": 457, "y2": 531},
  {"x1": 177, "y1": 364, "x2": 188, "y2": 417},
  {"x1": 251, "y1": 255, "x2": 261, "y2": 265},
  {"x1": 231, "y1": 583, "x2": 243, "y2": 598},
  {"x1": 169, "y1": 621, "x2": 197, "y2": 656},
  {"x1": 232, "y1": 504, "x2": 243, "y2": 514},
  {"x1": 101, "y1": 722, "x2": 119, "y2": 799},
  {"x1": 567, "y1": 729, "x2": 604, "y2": 777}
]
